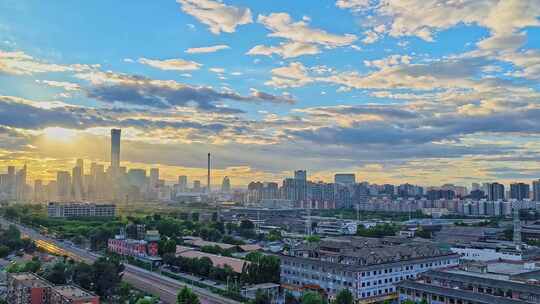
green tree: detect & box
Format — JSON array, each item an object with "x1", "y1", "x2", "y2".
[
  {"x1": 159, "y1": 239, "x2": 177, "y2": 255},
  {"x1": 251, "y1": 290, "x2": 271, "y2": 304},
  {"x1": 44, "y1": 262, "x2": 67, "y2": 284},
  {"x1": 333, "y1": 289, "x2": 353, "y2": 304},
  {"x1": 0, "y1": 245, "x2": 9, "y2": 258},
  {"x1": 177, "y1": 286, "x2": 200, "y2": 304},
  {"x1": 301, "y1": 292, "x2": 325, "y2": 304},
  {"x1": 93, "y1": 257, "x2": 124, "y2": 300},
  {"x1": 72, "y1": 262, "x2": 94, "y2": 290},
  {"x1": 285, "y1": 292, "x2": 300, "y2": 304}
]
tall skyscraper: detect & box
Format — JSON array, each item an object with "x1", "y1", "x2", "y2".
[
  {"x1": 193, "y1": 180, "x2": 201, "y2": 192},
  {"x1": 533, "y1": 180, "x2": 540, "y2": 202},
  {"x1": 487, "y1": 182, "x2": 505, "y2": 201},
  {"x1": 72, "y1": 164, "x2": 84, "y2": 202},
  {"x1": 111, "y1": 129, "x2": 121, "y2": 172},
  {"x1": 57, "y1": 171, "x2": 72, "y2": 202},
  {"x1": 34, "y1": 180, "x2": 44, "y2": 202},
  {"x1": 207, "y1": 153, "x2": 211, "y2": 193},
  {"x1": 178, "y1": 175, "x2": 188, "y2": 191},
  {"x1": 149, "y1": 168, "x2": 159, "y2": 188},
  {"x1": 221, "y1": 176, "x2": 231, "y2": 193},
  {"x1": 294, "y1": 170, "x2": 307, "y2": 203},
  {"x1": 334, "y1": 173, "x2": 356, "y2": 185},
  {"x1": 510, "y1": 182, "x2": 530, "y2": 200},
  {"x1": 15, "y1": 165, "x2": 26, "y2": 201}
]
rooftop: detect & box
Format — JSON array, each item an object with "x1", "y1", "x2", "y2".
[
  {"x1": 176, "y1": 250, "x2": 249, "y2": 273},
  {"x1": 52, "y1": 285, "x2": 97, "y2": 300},
  {"x1": 10, "y1": 273, "x2": 50, "y2": 288}
]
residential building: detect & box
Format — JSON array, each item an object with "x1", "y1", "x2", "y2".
[
  {"x1": 334, "y1": 174, "x2": 356, "y2": 186},
  {"x1": 533, "y1": 180, "x2": 540, "y2": 202},
  {"x1": 488, "y1": 183, "x2": 505, "y2": 201},
  {"x1": 7, "y1": 273, "x2": 51, "y2": 304},
  {"x1": 511, "y1": 183, "x2": 530, "y2": 201}
]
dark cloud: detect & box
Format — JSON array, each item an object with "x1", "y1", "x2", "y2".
[{"x1": 83, "y1": 73, "x2": 295, "y2": 113}]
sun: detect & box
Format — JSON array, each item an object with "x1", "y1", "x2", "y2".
[{"x1": 42, "y1": 127, "x2": 78, "y2": 141}]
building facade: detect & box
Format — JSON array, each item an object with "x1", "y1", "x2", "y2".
[{"x1": 47, "y1": 202, "x2": 116, "y2": 218}]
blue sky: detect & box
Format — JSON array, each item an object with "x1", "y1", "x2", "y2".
[{"x1": 0, "y1": 0, "x2": 539, "y2": 187}]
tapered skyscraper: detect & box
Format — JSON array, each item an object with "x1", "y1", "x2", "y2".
[{"x1": 111, "y1": 129, "x2": 121, "y2": 171}]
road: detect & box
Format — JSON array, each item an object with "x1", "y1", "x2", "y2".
[{"x1": 0, "y1": 218, "x2": 241, "y2": 304}]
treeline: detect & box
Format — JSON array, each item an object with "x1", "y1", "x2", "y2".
[
  {"x1": 162, "y1": 251, "x2": 280, "y2": 286},
  {"x1": 356, "y1": 223, "x2": 400, "y2": 238},
  {"x1": 0, "y1": 224, "x2": 35, "y2": 258}
]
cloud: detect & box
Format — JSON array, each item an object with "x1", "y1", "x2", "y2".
[
  {"x1": 265, "y1": 62, "x2": 314, "y2": 88},
  {"x1": 36, "y1": 80, "x2": 81, "y2": 91},
  {"x1": 336, "y1": 0, "x2": 370, "y2": 11},
  {"x1": 185, "y1": 44, "x2": 230, "y2": 54},
  {"x1": 177, "y1": 0, "x2": 252, "y2": 34},
  {"x1": 137, "y1": 57, "x2": 202, "y2": 71},
  {"x1": 247, "y1": 42, "x2": 320, "y2": 59},
  {"x1": 249, "y1": 13, "x2": 357, "y2": 59},
  {"x1": 258, "y1": 13, "x2": 357, "y2": 47},
  {"x1": 209, "y1": 67, "x2": 225, "y2": 73},
  {"x1": 77, "y1": 71, "x2": 295, "y2": 112},
  {"x1": 0, "y1": 50, "x2": 97, "y2": 75}
]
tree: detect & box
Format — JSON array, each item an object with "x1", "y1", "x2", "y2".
[
  {"x1": 72, "y1": 262, "x2": 94, "y2": 290},
  {"x1": 93, "y1": 257, "x2": 124, "y2": 300},
  {"x1": 159, "y1": 239, "x2": 177, "y2": 255},
  {"x1": 251, "y1": 290, "x2": 271, "y2": 304},
  {"x1": 177, "y1": 286, "x2": 200, "y2": 304},
  {"x1": 285, "y1": 292, "x2": 300, "y2": 304},
  {"x1": 333, "y1": 289, "x2": 353, "y2": 304},
  {"x1": 301, "y1": 292, "x2": 325, "y2": 304},
  {"x1": 0, "y1": 245, "x2": 9, "y2": 258},
  {"x1": 44, "y1": 262, "x2": 67, "y2": 284}
]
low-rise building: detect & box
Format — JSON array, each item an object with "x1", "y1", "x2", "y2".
[
  {"x1": 280, "y1": 236, "x2": 460, "y2": 303},
  {"x1": 397, "y1": 265, "x2": 540, "y2": 304},
  {"x1": 450, "y1": 241, "x2": 540, "y2": 262},
  {"x1": 50, "y1": 285, "x2": 99, "y2": 304},
  {"x1": 241, "y1": 283, "x2": 280, "y2": 303},
  {"x1": 47, "y1": 202, "x2": 116, "y2": 218},
  {"x1": 7, "y1": 273, "x2": 99, "y2": 304}
]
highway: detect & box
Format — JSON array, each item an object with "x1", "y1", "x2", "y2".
[{"x1": 0, "y1": 217, "x2": 241, "y2": 304}]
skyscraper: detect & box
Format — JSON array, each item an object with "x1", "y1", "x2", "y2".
[
  {"x1": 533, "y1": 180, "x2": 540, "y2": 202},
  {"x1": 334, "y1": 173, "x2": 356, "y2": 185},
  {"x1": 72, "y1": 165, "x2": 83, "y2": 202},
  {"x1": 178, "y1": 175, "x2": 188, "y2": 191},
  {"x1": 111, "y1": 129, "x2": 121, "y2": 172},
  {"x1": 57, "y1": 171, "x2": 71, "y2": 202},
  {"x1": 487, "y1": 182, "x2": 505, "y2": 201},
  {"x1": 207, "y1": 153, "x2": 211, "y2": 193},
  {"x1": 221, "y1": 176, "x2": 231, "y2": 193},
  {"x1": 510, "y1": 182, "x2": 530, "y2": 200},
  {"x1": 294, "y1": 170, "x2": 307, "y2": 203},
  {"x1": 149, "y1": 168, "x2": 159, "y2": 188}
]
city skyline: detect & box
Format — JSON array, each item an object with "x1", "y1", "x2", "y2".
[{"x1": 0, "y1": 1, "x2": 540, "y2": 187}]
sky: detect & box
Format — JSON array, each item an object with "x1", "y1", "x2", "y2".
[{"x1": 0, "y1": 0, "x2": 539, "y2": 187}]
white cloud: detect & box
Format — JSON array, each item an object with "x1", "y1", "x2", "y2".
[
  {"x1": 209, "y1": 67, "x2": 225, "y2": 73},
  {"x1": 36, "y1": 80, "x2": 81, "y2": 91},
  {"x1": 138, "y1": 57, "x2": 202, "y2": 71},
  {"x1": 177, "y1": 0, "x2": 252, "y2": 34},
  {"x1": 335, "y1": 0, "x2": 370, "y2": 11},
  {"x1": 258, "y1": 13, "x2": 357, "y2": 48},
  {"x1": 0, "y1": 50, "x2": 97, "y2": 75},
  {"x1": 185, "y1": 44, "x2": 230, "y2": 54},
  {"x1": 247, "y1": 42, "x2": 320, "y2": 59},
  {"x1": 265, "y1": 62, "x2": 314, "y2": 88}
]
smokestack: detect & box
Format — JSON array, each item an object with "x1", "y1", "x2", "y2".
[{"x1": 207, "y1": 153, "x2": 211, "y2": 193}]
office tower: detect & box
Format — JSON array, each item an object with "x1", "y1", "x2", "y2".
[
  {"x1": 510, "y1": 182, "x2": 530, "y2": 200},
  {"x1": 207, "y1": 153, "x2": 211, "y2": 193},
  {"x1": 487, "y1": 182, "x2": 505, "y2": 201},
  {"x1": 57, "y1": 171, "x2": 72, "y2": 202},
  {"x1": 334, "y1": 173, "x2": 356, "y2": 185},
  {"x1": 149, "y1": 168, "x2": 159, "y2": 188},
  {"x1": 7, "y1": 165, "x2": 15, "y2": 199},
  {"x1": 221, "y1": 176, "x2": 231, "y2": 193},
  {"x1": 76, "y1": 158, "x2": 84, "y2": 173},
  {"x1": 178, "y1": 175, "x2": 188, "y2": 191},
  {"x1": 193, "y1": 180, "x2": 201, "y2": 192},
  {"x1": 294, "y1": 170, "x2": 307, "y2": 203},
  {"x1": 111, "y1": 129, "x2": 121, "y2": 172},
  {"x1": 72, "y1": 165, "x2": 83, "y2": 202},
  {"x1": 127, "y1": 169, "x2": 146, "y2": 188},
  {"x1": 15, "y1": 164, "x2": 26, "y2": 201},
  {"x1": 533, "y1": 180, "x2": 540, "y2": 202},
  {"x1": 34, "y1": 180, "x2": 44, "y2": 202}
]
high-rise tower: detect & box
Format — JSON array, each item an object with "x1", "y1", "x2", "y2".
[
  {"x1": 111, "y1": 129, "x2": 121, "y2": 172},
  {"x1": 207, "y1": 153, "x2": 211, "y2": 193}
]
